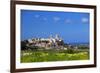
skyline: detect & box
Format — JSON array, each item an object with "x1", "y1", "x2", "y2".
[{"x1": 21, "y1": 10, "x2": 90, "y2": 43}]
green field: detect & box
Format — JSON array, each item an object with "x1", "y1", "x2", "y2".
[{"x1": 21, "y1": 49, "x2": 89, "y2": 63}]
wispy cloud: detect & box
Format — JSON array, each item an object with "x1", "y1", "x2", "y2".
[
  {"x1": 43, "y1": 17, "x2": 47, "y2": 21},
  {"x1": 53, "y1": 17, "x2": 60, "y2": 21},
  {"x1": 81, "y1": 17, "x2": 89, "y2": 23},
  {"x1": 34, "y1": 14, "x2": 40, "y2": 18},
  {"x1": 65, "y1": 19, "x2": 71, "y2": 23}
]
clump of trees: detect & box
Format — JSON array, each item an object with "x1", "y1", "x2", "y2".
[
  {"x1": 21, "y1": 40, "x2": 28, "y2": 50},
  {"x1": 62, "y1": 49, "x2": 78, "y2": 54},
  {"x1": 21, "y1": 40, "x2": 45, "y2": 51},
  {"x1": 78, "y1": 46, "x2": 89, "y2": 49}
]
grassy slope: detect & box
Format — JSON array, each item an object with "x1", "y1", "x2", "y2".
[{"x1": 21, "y1": 50, "x2": 89, "y2": 63}]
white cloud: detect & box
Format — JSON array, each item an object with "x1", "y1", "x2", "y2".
[
  {"x1": 34, "y1": 14, "x2": 40, "y2": 18},
  {"x1": 65, "y1": 19, "x2": 71, "y2": 23},
  {"x1": 43, "y1": 17, "x2": 47, "y2": 21},
  {"x1": 81, "y1": 17, "x2": 89, "y2": 23},
  {"x1": 53, "y1": 17, "x2": 60, "y2": 21}
]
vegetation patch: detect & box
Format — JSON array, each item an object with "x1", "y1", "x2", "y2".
[{"x1": 21, "y1": 49, "x2": 89, "y2": 63}]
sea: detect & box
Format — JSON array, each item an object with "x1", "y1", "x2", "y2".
[{"x1": 67, "y1": 42, "x2": 89, "y2": 47}]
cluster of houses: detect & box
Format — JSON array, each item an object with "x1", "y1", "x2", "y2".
[
  {"x1": 21, "y1": 34, "x2": 86, "y2": 51},
  {"x1": 24, "y1": 34, "x2": 68, "y2": 50}
]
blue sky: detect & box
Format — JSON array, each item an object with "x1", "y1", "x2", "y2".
[{"x1": 21, "y1": 10, "x2": 90, "y2": 43}]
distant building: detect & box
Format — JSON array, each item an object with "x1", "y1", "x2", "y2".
[{"x1": 27, "y1": 34, "x2": 64, "y2": 49}]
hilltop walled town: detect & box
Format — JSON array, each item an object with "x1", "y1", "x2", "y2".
[
  {"x1": 21, "y1": 34, "x2": 89, "y2": 51},
  {"x1": 27, "y1": 34, "x2": 67, "y2": 50},
  {"x1": 21, "y1": 34, "x2": 69, "y2": 50}
]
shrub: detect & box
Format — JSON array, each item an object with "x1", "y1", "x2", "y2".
[{"x1": 65, "y1": 49, "x2": 76, "y2": 54}]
